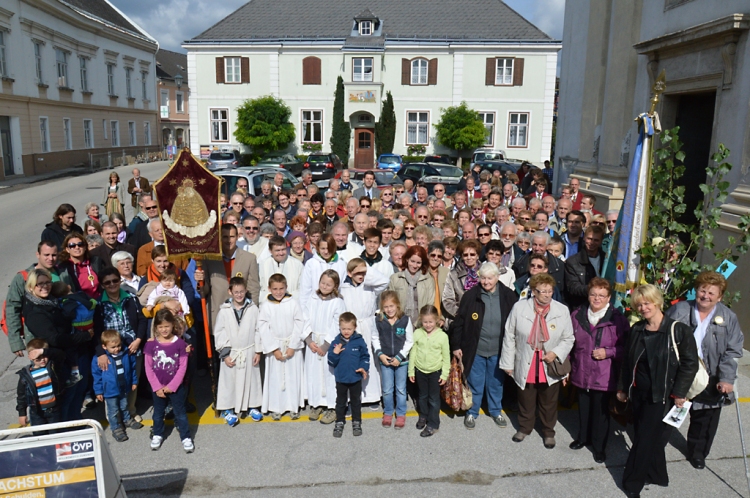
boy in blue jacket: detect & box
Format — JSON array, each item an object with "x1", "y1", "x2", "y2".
[
  {"x1": 328, "y1": 312, "x2": 369, "y2": 438},
  {"x1": 91, "y1": 330, "x2": 141, "y2": 442}
]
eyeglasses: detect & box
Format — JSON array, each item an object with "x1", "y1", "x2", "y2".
[
  {"x1": 232, "y1": 202, "x2": 243, "y2": 205},
  {"x1": 530, "y1": 264, "x2": 546, "y2": 269},
  {"x1": 589, "y1": 293, "x2": 609, "y2": 300},
  {"x1": 145, "y1": 206, "x2": 158, "y2": 211},
  {"x1": 533, "y1": 289, "x2": 554, "y2": 295},
  {"x1": 404, "y1": 227, "x2": 415, "y2": 231},
  {"x1": 67, "y1": 242, "x2": 86, "y2": 249},
  {"x1": 500, "y1": 233, "x2": 515, "y2": 239},
  {"x1": 382, "y1": 192, "x2": 393, "y2": 196},
  {"x1": 591, "y1": 221, "x2": 605, "y2": 226},
  {"x1": 417, "y1": 215, "x2": 428, "y2": 219},
  {"x1": 244, "y1": 226, "x2": 259, "y2": 231},
  {"x1": 519, "y1": 217, "x2": 531, "y2": 222},
  {"x1": 360, "y1": 204, "x2": 371, "y2": 208},
  {"x1": 462, "y1": 252, "x2": 477, "y2": 258},
  {"x1": 429, "y1": 252, "x2": 443, "y2": 258},
  {"x1": 35, "y1": 281, "x2": 52, "y2": 288},
  {"x1": 478, "y1": 232, "x2": 491, "y2": 238},
  {"x1": 101, "y1": 279, "x2": 120, "y2": 286},
  {"x1": 434, "y1": 189, "x2": 444, "y2": 193}
]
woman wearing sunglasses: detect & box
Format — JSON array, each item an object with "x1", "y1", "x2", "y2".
[{"x1": 57, "y1": 233, "x2": 105, "y2": 300}]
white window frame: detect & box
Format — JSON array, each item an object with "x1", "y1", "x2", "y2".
[
  {"x1": 141, "y1": 70, "x2": 148, "y2": 100},
  {"x1": 34, "y1": 41, "x2": 43, "y2": 83},
  {"x1": 125, "y1": 67, "x2": 133, "y2": 98},
  {"x1": 106, "y1": 63, "x2": 116, "y2": 95},
  {"x1": 102, "y1": 119, "x2": 108, "y2": 139},
  {"x1": 359, "y1": 20, "x2": 372, "y2": 36},
  {"x1": 352, "y1": 58, "x2": 373, "y2": 82},
  {"x1": 63, "y1": 118, "x2": 72, "y2": 150},
  {"x1": 405, "y1": 110, "x2": 430, "y2": 146},
  {"x1": 224, "y1": 57, "x2": 241, "y2": 84},
  {"x1": 210, "y1": 108, "x2": 229, "y2": 142},
  {"x1": 160, "y1": 90, "x2": 169, "y2": 117},
  {"x1": 144, "y1": 121, "x2": 151, "y2": 146},
  {"x1": 0, "y1": 31, "x2": 7, "y2": 78},
  {"x1": 79, "y1": 56, "x2": 88, "y2": 92},
  {"x1": 83, "y1": 119, "x2": 93, "y2": 148},
  {"x1": 55, "y1": 49, "x2": 68, "y2": 87},
  {"x1": 39, "y1": 117, "x2": 50, "y2": 152},
  {"x1": 507, "y1": 112, "x2": 529, "y2": 148},
  {"x1": 128, "y1": 121, "x2": 136, "y2": 146},
  {"x1": 411, "y1": 58, "x2": 428, "y2": 85},
  {"x1": 176, "y1": 91, "x2": 184, "y2": 113},
  {"x1": 300, "y1": 109, "x2": 323, "y2": 144},
  {"x1": 110, "y1": 120, "x2": 119, "y2": 147},
  {"x1": 495, "y1": 58, "x2": 514, "y2": 86},
  {"x1": 478, "y1": 111, "x2": 496, "y2": 147}
]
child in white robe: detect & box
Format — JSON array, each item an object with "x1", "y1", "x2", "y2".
[
  {"x1": 258, "y1": 273, "x2": 307, "y2": 420},
  {"x1": 214, "y1": 277, "x2": 263, "y2": 426},
  {"x1": 339, "y1": 257, "x2": 389, "y2": 404},
  {"x1": 303, "y1": 269, "x2": 346, "y2": 425}
]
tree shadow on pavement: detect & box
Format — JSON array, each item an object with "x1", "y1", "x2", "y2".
[{"x1": 121, "y1": 468, "x2": 188, "y2": 497}]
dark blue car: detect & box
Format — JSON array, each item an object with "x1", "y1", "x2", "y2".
[{"x1": 377, "y1": 153, "x2": 403, "y2": 171}]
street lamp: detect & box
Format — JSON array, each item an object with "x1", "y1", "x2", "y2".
[{"x1": 174, "y1": 73, "x2": 183, "y2": 90}]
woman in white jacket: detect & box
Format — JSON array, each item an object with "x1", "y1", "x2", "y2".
[
  {"x1": 298, "y1": 234, "x2": 346, "y2": 310},
  {"x1": 499, "y1": 273, "x2": 574, "y2": 449}
]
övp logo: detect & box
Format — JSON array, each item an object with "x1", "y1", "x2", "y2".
[
  {"x1": 72, "y1": 441, "x2": 94, "y2": 453},
  {"x1": 56, "y1": 439, "x2": 95, "y2": 462}
]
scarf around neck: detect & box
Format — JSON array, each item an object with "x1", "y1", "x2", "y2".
[
  {"x1": 527, "y1": 300, "x2": 551, "y2": 351},
  {"x1": 464, "y1": 263, "x2": 479, "y2": 291},
  {"x1": 587, "y1": 303, "x2": 609, "y2": 327}
]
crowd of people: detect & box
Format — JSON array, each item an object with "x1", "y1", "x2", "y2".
[{"x1": 7, "y1": 164, "x2": 744, "y2": 497}]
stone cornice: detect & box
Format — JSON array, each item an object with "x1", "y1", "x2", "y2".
[{"x1": 634, "y1": 14, "x2": 750, "y2": 57}]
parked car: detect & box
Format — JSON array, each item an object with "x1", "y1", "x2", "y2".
[
  {"x1": 423, "y1": 154, "x2": 453, "y2": 165},
  {"x1": 470, "y1": 148, "x2": 507, "y2": 166},
  {"x1": 397, "y1": 162, "x2": 463, "y2": 184},
  {"x1": 335, "y1": 169, "x2": 402, "y2": 190},
  {"x1": 216, "y1": 167, "x2": 299, "y2": 198},
  {"x1": 255, "y1": 152, "x2": 304, "y2": 176},
  {"x1": 206, "y1": 150, "x2": 242, "y2": 171},
  {"x1": 303, "y1": 152, "x2": 344, "y2": 180},
  {"x1": 376, "y1": 153, "x2": 404, "y2": 171}
]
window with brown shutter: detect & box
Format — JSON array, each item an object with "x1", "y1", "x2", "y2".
[
  {"x1": 216, "y1": 57, "x2": 225, "y2": 84},
  {"x1": 485, "y1": 58, "x2": 495, "y2": 86},
  {"x1": 427, "y1": 58, "x2": 438, "y2": 85},
  {"x1": 401, "y1": 58, "x2": 410, "y2": 85},
  {"x1": 302, "y1": 56, "x2": 321, "y2": 85},
  {"x1": 240, "y1": 57, "x2": 250, "y2": 84},
  {"x1": 512, "y1": 58, "x2": 524, "y2": 86}
]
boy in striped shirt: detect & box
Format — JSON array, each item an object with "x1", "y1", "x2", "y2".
[{"x1": 16, "y1": 339, "x2": 65, "y2": 428}]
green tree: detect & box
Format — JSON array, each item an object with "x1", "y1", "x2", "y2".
[
  {"x1": 234, "y1": 95, "x2": 295, "y2": 159},
  {"x1": 375, "y1": 91, "x2": 396, "y2": 157},
  {"x1": 330, "y1": 76, "x2": 350, "y2": 164},
  {"x1": 434, "y1": 102, "x2": 487, "y2": 168}
]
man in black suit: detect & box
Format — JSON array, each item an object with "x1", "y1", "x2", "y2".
[
  {"x1": 564, "y1": 225, "x2": 606, "y2": 309},
  {"x1": 512, "y1": 231, "x2": 565, "y2": 292}
]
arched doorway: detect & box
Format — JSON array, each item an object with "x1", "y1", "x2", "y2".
[
  {"x1": 162, "y1": 128, "x2": 172, "y2": 146},
  {"x1": 354, "y1": 129, "x2": 374, "y2": 168}
]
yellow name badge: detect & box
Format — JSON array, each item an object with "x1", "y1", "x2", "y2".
[
  {"x1": 235, "y1": 272, "x2": 243, "y2": 278},
  {"x1": 471, "y1": 313, "x2": 479, "y2": 320}
]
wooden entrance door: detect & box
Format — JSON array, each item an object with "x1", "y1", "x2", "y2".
[{"x1": 354, "y1": 129, "x2": 374, "y2": 168}]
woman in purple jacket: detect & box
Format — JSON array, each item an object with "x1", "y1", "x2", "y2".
[{"x1": 568, "y1": 277, "x2": 629, "y2": 463}]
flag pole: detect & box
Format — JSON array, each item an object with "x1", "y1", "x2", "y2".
[{"x1": 195, "y1": 257, "x2": 219, "y2": 417}]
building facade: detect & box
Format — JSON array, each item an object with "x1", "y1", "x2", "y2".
[
  {"x1": 555, "y1": 0, "x2": 750, "y2": 339},
  {"x1": 184, "y1": 0, "x2": 560, "y2": 167},
  {"x1": 156, "y1": 49, "x2": 190, "y2": 149},
  {"x1": 0, "y1": 0, "x2": 159, "y2": 180}
]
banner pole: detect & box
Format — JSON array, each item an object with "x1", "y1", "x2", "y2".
[{"x1": 195, "y1": 258, "x2": 219, "y2": 417}]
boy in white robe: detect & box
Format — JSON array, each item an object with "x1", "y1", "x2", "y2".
[
  {"x1": 258, "y1": 273, "x2": 307, "y2": 419},
  {"x1": 259, "y1": 236, "x2": 304, "y2": 303},
  {"x1": 214, "y1": 277, "x2": 262, "y2": 426},
  {"x1": 339, "y1": 258, "x2": 389, "y2": 404}
]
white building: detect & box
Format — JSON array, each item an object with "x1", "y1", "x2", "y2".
[
  {"x1": 183, "y1": 0, "x2": 560, "y2": 167},
  {"x1": 555, "y1": 0, "x2": 750, "y2": 338},
  {"x1": 0, "y1": 0, "x2": 159, "y2": 180}
]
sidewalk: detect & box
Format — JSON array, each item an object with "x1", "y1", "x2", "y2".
[{"x1": 0, "y1": 165, "x2": 93, "y2": 190}]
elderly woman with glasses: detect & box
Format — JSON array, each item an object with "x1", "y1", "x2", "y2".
[
  {"x1": 452, "y1": 262, "x2": 518, "y2": 429},
  {"x1": 57, "y1": 233, "x2": 105, "y2": 299},
  {"x1": 111, "y1": 251, "x2": 140, "y2": 295},
  {"x1": 94, "y1": 266, "x2": 148, "y2": 423},
  {"x1": 442, "y1": 239, "x2": 482, "y2": 328},
  {"x1": 499, "y1": 273, "x2": 574, "y2": 449}
]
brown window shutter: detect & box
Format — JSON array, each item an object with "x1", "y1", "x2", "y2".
[
  {"x1": 513, "y1": 58, "x2": 524, "y2": 86},
  {"x1": 485, "y1": 58, "x2": 495, "y2": 86},
  {"x1": 303, "y1": 57, "x2": 321, "y2": 85},
  {"x1": 428, "y1": 58, "x2": 438, "y2": 85},
  {"x1": 241, "y1": 57, "x2": 250, "y2": 83},
  {"x1": 402, "y1": 58, "x2": 410, "y2": 85},
  {"x1": 216, "y1": 57, "x2": 225, "y2": 84},
  {"x1": 312, "y1": 57, "x2": 321, "y2": 85},
  {"x1": 302, "y1": 58, "x2": 311, "y2": 85}
]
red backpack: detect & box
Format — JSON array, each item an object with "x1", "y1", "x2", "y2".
[{"x1": 1, "y1": 270, "x2": 29, "y2": 336}]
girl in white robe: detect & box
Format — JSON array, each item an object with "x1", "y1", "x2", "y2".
[
  {"x1": 339, "y1": 258, "x2": 389, "y2": 404},
  {"x1": 298, "y1": 235, "x2": 346, "y2": 310},
  {"x1": 302, "y1": 270, "x2": 346, "y2": 421},
  {"x1": 258, "y1": 276, "x2": 308, "y2": 419}
]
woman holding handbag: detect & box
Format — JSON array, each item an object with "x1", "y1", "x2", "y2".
[
  {"x1": 499, "y1": 273, "x2": 574, "y2": 449},
  {"x1": 617, "y1": 284, "x2": 699, "y2": 498},
  {"x1": 665, "y1": 272, "x2": 744, "y2": 470},
  {"x1": 569, "y1": 278, "x2": 629, "y2": 463},
  {"x1": 451, "y1": 262, "x2": 518, "y2": 429}
]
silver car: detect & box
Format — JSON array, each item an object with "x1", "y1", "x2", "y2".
[{"x1": 206, "y1": 150, "x2": 242, "y2": 171}]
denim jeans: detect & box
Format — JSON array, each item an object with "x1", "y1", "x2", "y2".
[
  {"x1": 380, "y1": 363, "x2": 408, "y2": 417},
  {"x1": 467, "y1": 354, "x2": 505, "y2": 418},
  {"x1": 29, "y1": 407, "x2": 61, "y2": 434},
  {"x1": 105, "y1": 393, "x2": 131, "y2": 432},
  {"x1": 152, "y1": 384, "x2": 190, "y2": 440},
  {"x1": 60, "y1": 372, "x2": 90, "y2": 422}
]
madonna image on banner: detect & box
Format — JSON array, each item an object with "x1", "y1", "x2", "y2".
[{"x1": 153, "y1": 149, "x2": 222, "y2": 261}]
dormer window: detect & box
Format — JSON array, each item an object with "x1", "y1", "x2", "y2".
[{"x1": 359, "y1": 20, "x2": 372, "y2": 36}]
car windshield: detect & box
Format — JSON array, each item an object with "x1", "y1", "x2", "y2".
[
  {"x1": 307, "y1": 154, "x2": 329, "y2": 162},
  {"x1": 475, "y1": 152, "x2": 504, "y2": 161},
  {"x1": 210, "y1": 152, "x2": 234, "y2": 160},
  {"x1": 260, "y1": 155, "x2": 284, "y2": 162},
  {"x1": 431, "y1": 165, "x2": 462, "y2": 178},
  {"x1": 380, "y1": 156, "x2": 399, "y2": 163},
  {"x1": 374, "y1": 171, "x2": 397, "y2": 184}
]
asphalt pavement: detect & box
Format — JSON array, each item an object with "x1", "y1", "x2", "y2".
[{"x1": 1, "y1": 161, "x2": 749, "y2": 497}]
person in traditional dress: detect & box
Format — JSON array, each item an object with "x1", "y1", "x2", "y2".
[
  {"x1": 103, "y1": 172, "x2": 125, "y2": 218},
  {"x1": 258, "y1": 274, "x2": 307, "y2": 420},
  {"x1": 302, "y1": 270, "x2": 346, "y2": 425},
  {"x1": 214, "y1": 277, "x2": 263, "y2": 426}
]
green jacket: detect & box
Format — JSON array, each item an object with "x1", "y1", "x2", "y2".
[
  {"x1": 408, "y1": 327, "x2": 451, "y2": 381},
  {"x1": 6, "y1": 265, "x2": 42, "y2": 352}
]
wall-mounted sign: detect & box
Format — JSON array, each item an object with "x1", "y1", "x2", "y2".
[
  {"x1": 349, "y1": 90, "x2": 376, "y2": 103},
  {"x1": 160, "y1": 106, "x2": 169, "y2": 118}
]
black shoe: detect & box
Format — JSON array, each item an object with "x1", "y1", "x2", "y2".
[
  {"x1": 420, "y1": 426, "x2": 437, "y2": 437},
  {"x1": 352, "y1": 421, "x2": 362, "y2": 437},
  {"x1": 569, "y1": 440, "x2": 586, "y2": 450},
  {"x1": 416, "y1": 417, "x2": 427, "y2": 430},
  {"x1": 594, "y1": 452, "x2": 606, "y2": 463},
  {"x1": 333, "y1": 422, "x2": 344, "y2": 438},
  {"x1": 625, "y1": 493, "x2": 640, "y2": 498},
  {"x1": 689, "y1": 458, "x2": 705, "y2": 469}
]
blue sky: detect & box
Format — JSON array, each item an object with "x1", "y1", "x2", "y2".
[{"x1": 109, "y1": 0, "x2": 565, "y2": 52}]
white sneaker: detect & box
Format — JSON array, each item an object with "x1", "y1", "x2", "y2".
[
  {"x1": 150, "y1": 435, "x2": 163, "y2": 451},
  {"x1": 182, "y1": 438, "x2": 194, "y2": 453}
]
